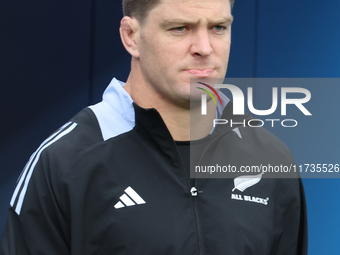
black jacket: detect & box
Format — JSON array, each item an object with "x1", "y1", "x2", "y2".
[{"x1": 1, "y1": 78, "x2": 307, "y2": 255}]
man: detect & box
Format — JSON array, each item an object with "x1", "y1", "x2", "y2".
[{"x1": 1, "y1": 0, "x2": 307, "y2": 254}]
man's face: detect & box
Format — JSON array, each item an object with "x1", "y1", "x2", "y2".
[{"x1": 137, "y1": 0, "x2": 233, "y2": 107}]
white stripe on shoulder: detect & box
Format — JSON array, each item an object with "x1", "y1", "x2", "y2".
[
  {"x1": 12, "y1": 122, "x2": 78, "y2": 215},
  {"x1": 10, "y1": 122, "x2": 72, "y2": 208},
  {"x1": 89, "y1": 78, "x2": 135, "y2": 141}
]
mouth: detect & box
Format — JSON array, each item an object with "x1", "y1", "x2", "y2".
[{"x1": 185, "y1": 68, "x2": 215, "y2": 78}]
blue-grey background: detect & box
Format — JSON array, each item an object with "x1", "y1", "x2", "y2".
[{"x1": 0, "y1": 0, "x2": 339, "y2": 253}]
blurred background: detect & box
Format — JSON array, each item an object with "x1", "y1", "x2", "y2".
[{"x1": 1, "y1": 0, "x2": 339, "y2": 253}]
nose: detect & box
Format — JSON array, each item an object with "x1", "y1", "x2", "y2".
[{"x1": 190, "y1": 29, "x2": 213, "y2": 57}]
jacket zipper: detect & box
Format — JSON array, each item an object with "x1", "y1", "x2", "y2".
[
  {"x1": 174, "y1": 129, "x2": 234, "y2": 255},
  {"x1": 192, "y1": 129, "x2": 234, "y2": 255},
  {"x1": 191, "y1": 188, "x2": 204, "y2": 255},
  {"x1": 173, "y1": 143, "x2": 203, "y2": 255}
]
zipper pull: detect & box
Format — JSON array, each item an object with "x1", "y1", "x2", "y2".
[{"x1": 191, "y1": 187, "x2": 198, "y2": 197}]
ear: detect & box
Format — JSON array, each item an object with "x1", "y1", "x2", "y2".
[{"x1": 119, "y1": 16, "x2": 140, "y2": 58}]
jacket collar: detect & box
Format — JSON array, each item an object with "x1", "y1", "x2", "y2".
[
  {"x1": 99, "y1": 78, "x2": 251, "y2": 141},
  {"x1": 132, "y1": 102, "x2": 182, "y2": 167},
  {"x1": 102, "y1": 78, "x2": 135, "y2": 125}
]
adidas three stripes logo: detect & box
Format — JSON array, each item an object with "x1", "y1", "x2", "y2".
[{"x1": 114, "y1": 187, "x2": 146, "y2": 209}]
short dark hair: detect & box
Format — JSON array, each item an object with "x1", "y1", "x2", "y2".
[{"x1": 122, "y1": 0, "x2": 235, "y2": 24}]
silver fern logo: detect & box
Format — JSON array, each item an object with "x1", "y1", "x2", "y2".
[
  {"x1": 231, "y1": 174, "x2": 269, "y2": 206},
  {"x1": 232, "y1": 173, "x2": 263, "y2": 192}
]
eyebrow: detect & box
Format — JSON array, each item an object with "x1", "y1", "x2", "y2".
[{"x1": 160, "y1": 17, "x2": 234, "y2": 28}]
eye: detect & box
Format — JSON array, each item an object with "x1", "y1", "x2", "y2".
[
  {"x1": 171, "y1": 26, "x2": 188, "y2": 34},
  {"x1": 167, "y1": 25, "x2": 191, "y2": 36},
  {"x1": 213, "y1": 25, "x2": 227, "y2": 32}
]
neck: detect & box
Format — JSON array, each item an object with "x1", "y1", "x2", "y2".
[{"x1": 124, "y1": 58, "x2": 216, "y2": 141}]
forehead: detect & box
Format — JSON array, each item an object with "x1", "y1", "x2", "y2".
[{"x1": 146, "y1": 0, "x2": 232, "y2": 24}]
